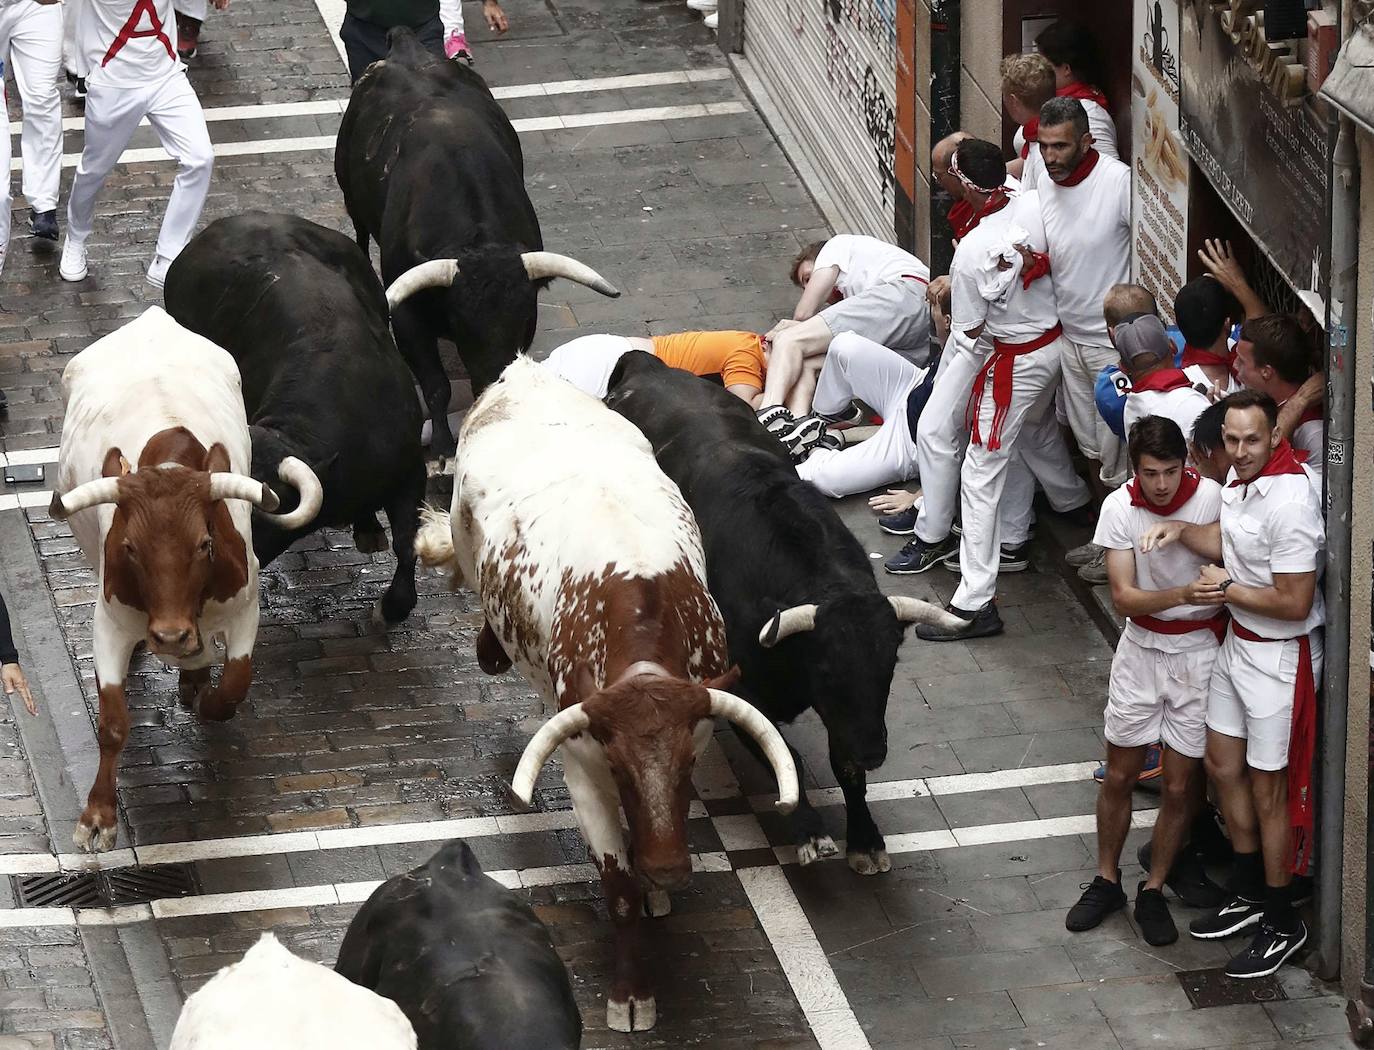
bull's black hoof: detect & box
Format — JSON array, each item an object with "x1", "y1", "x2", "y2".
[
  {"x1": 607, "y1": 996, "x2": 656, "y2": 1032},
  {"x1": 354, "y1": 526, "x2": 388, "y2": 554}
]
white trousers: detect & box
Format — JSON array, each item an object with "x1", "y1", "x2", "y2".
[
  {"x1": 913, "y1": 332, "x2": 984, "y2": 543},
  {"x1": 61, "y1": 0, "x2": 86, "y2": 77},
  {"x1": 174, "y1": 0, "x2": 209, "y2": 18},
  {"x1": 1061, "y1": 338, "x2": 1128, "y2": 487},
  {"x1": 67, "y1": 71, "x2": 213, "y2": 262},
  {"x1": 0, "y1": 1, "x2": 62, "y2": 224},
  {"x1": 797, "y1": 332, "x2": 923, "y2": 498},
  {"x1": 954, "y1": 335, "x2": 1083, "y2": 610}
]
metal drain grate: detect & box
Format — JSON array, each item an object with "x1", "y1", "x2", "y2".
[
  {"x1": 1177, "y1": 967, "x2": 1288, "y2": 1008},
  {"x1": 13, "y1": 862, "x2": 199, "y2": 908}
]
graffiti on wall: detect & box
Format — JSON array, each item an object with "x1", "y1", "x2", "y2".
[{"x1": 820, "y1": 0, "x2": 896, "y2": 206}]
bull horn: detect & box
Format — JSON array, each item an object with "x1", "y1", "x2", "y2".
[
  {"x1": 386, "y1": 260, "x2": 460, "y2": 310},
  {"x1": 510, "y1": 704, "x2": 592, "y2": 806},
  {"x1": 889, "y1": 596, "x2": 967, "y2": 631},
  {"x1": 758, "y1": 604, "x2": 818, "y2": 647},
  {"x1": 519, "y1": 252, "x2": 620, "y2": 298},
  {"x1": 254, "y1": 457, "x2": 323, "y2": 530},
  {"x1": 707, "y1": 690, "x2": 798, "y2": 814},
  {"x1": 48, "y1": 477, "x2": 123, "y2": 520},
  {"x1": 209, "y1": 473, "x2": 281, "y2": 511}
]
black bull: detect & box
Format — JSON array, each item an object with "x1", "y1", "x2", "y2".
[
  {"x1": 335, "y1": 27, "x2": 619, "y2": 463},
  {"x1": 605, "y1": 351, "x2": 960, "y2": 874},
  {"x1": 164, "y1": 212, "x2": 427, "y2": 626}
]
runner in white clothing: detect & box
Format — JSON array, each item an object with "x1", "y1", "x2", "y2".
[
  {"x1": 1065, "y1": 416, "x2": 1225, "y2": 946},
  {"x1": 1115, "y1": 310, "x2": 1212, "y2": 443},
  {"x1": 1175, "y1": 276, "x2": 1243, "y2": 395},
  {"x1": 1139, "y1": 390, "x2": 1324, "y2": 980},
  {"x1": 1035, "y1": 19, "x2": 1120, "y2": 160},
  {"x1": 1233, "y1": 314, "x2": 1325, "y2": 479},
  {"x1": 60, "y1": 0, "x2": 221, "y2": 287},
  {"x1": 901, "y1": 138, "x2": 1089, "y2": 631},
  {"x1": 1000, "y1": 51, "x2": 1055, "y2": 185},
  {"x1": 0, "y1": 0, "x2": 64, "y2": 251},
  {"x1": 1035, "y1": 96, "x2": 1132, "y2": 487}
]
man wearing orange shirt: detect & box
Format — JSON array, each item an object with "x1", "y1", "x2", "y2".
[{"x1": 542, "y1": 330, "x2": 776, "y2": 404}]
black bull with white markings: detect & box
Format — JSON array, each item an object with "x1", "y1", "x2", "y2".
[
  {"x1": 334, "y1": 27, "x2": 620, "y2": 463},
  {"x1": 605, "y1": 351, "x2": 965, "y2": 874}
]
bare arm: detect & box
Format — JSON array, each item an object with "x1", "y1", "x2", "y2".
[
  {"x1": 1198, "y1": 564, "x2": 1317, "y2": 622},
  {"x1": 794, "y1": 265, "x2": 839, "y2": 321},
  {"x1": 1139, "y1": 519, "x2": 1224, "y2": 560},
  {"x1": 1105, "y1": 549, "x2": 1202, "y2": 617},
  {"x1": 1276, "y1": 372, "x2": 1324, "y2": 439},
  {"x1": 726, "y1": 384, "x2": 762, "y2": 406}
]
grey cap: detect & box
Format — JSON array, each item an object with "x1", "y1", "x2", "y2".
[{"x1": 1114, "y1": 313, "x2": 1172, "y2": 367}]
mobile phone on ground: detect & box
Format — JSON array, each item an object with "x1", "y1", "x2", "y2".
[{"x1": 5, "y1": 464, "x2": 45, "y2": 485}]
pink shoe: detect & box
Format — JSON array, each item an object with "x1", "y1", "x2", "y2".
[{"x1": 444, "y1": 30, "x2": 473, "y2": 64}]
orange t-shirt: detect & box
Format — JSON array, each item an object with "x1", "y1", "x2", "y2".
[{"x1": 651, "y1": 331, "x2": 766, "y2": 390}]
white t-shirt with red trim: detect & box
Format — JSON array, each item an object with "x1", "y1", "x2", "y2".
[
  {"x1": 814, "y1": 234, "x2": 928, "y2": 299},
  {"x1": 81, "y1": 0, "x2": 183, "y2": 91}
]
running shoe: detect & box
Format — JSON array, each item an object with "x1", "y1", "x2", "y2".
[
  {"x1": 1066, "y1": 540, "x2": 1102, "y2": 567},
  {"x1": 884, "y1": 534, "x2": 956, "y2": 575},
  {"x1": 1189, "y1": 894, "x2": 1265, "y2": 940},
  {"x1": 915, "y1": 601, "x2": 1003, "y2": 641},
  {"x1": 1093, "y1": 742, "x2": 1163, "y2": 784},
  {"x1": 941, "y1": 541, "x2": 1031, "y2": 573},
  {"x1": 1066, "y1": 874, "x2": 1126, "y2": 931},
  {"x1": 1224, "y1": 918, "x2": 1307, "y2": 978},
  {"x1": 1134, "y1": 884, "x2": 1178, "y2": 946},
  {"x1": 878, "y1": 505, "x2": 920, "y2": 535}
]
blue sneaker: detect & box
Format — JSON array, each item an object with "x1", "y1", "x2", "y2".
[
  {"x1": 878, "y1": 506, "x2": 919, "y2": 535},
  {"x1": 1093, "y1": 742, "x2": 1163, "y2": 784},
  {"x1": 884, "y1": 534, "x2": 956, "y2": 575}
]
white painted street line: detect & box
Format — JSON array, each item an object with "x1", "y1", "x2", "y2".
[
  {"x1": 0, "y1": 447, "x2": 60, "y2": 466},
  {"x1": 0, "y1": 490, "x2": 54, "y2": 512},
  {"x1": 738, "y1": 868, "x2": 871, "y2": 1050},
  {"x1": 311, "y1": 0, "x2": 348, "y2": 69}
]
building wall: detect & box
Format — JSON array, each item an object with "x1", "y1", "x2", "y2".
[
  {"x1": 959, "y1": 0, "x2": 1004, "y2": 145},
  {"x1": 914, "y1": 0, "x2": 932, "y2": 257}
]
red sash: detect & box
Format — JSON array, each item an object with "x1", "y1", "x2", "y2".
[
  {"x1": 1132, "y1": 612, "x2": 1228, "y2": 645},
  {"x1": 966, "y1": 323, "x2": 1064, "y2": 450},
  {"x1": 103, "y1": 0, "x2": 176, "y2": 67},
  {"x1": 1230, "y1": 619, "x2": 1317, "y2": 875}
]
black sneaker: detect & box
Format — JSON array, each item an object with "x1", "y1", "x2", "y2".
[
  {"x1": 1134, "y1": 884, "x2": 1178, "y2": 946},
  {"x1": 884, "y1": 534, "x2": 956, "y2": 575},
  {"x1": 756, "y1": 405, "x2": 795, "y2": 435},
  {"x1": 814, "y1": 430, "x2": 844, "y2": 452},
  {"x1": 74, "y1": 76, "x2": 87, "y2": 99},
  {"x1": 878, "y1": 506, "x2": 919, "y2": 535},
  {"x1": 941, "y1": 541, "x2": 1031, "y2": 574},
  {"x1": 916, "y1": 601, "x2": 1003, "y2": 642},
  {"x1": 780, "y1": 415, "x2": 826, "y2": 462},
  {"x1": 1066, "y1": 875, "x2": 1127, "y2": 932},
  {"x1": 30, "y1": 209, "x2": 57, "y2": 241},
  {"x1": 819, "y1": 399, "x2": 866, "y2": 426},
  {"x1": 1189, "y1": 894, "x2": 1264, "y2": 939},
  {"x1": 1137, "y1": 842, "x2": 1228, "y2": 909},
  {"x1": 1224, "y1": 918, "x2": 1308, "y2": 979}
]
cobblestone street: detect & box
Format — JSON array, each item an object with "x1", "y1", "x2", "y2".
[{"x1": 0, "y1": 2, "x2": 1357, "y2": 1049}]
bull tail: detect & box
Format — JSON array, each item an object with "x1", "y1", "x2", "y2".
[{"x1": 415, "y1": 505, "x2": 461, "y2": 589}]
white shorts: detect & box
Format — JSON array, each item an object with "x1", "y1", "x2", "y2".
[
  {"x1": 1104, "y1": 633, "x2": 1215, "y2": 758},
  {"x1": 1207, "y1": 628, "x2": 1324, "y2": 771}
]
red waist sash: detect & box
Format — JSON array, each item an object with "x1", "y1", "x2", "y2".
[
  {"x1": 1131, "y1": 611, "x2": 1229, "y2": 646},
  {"x1": 966, "y1": 323, "x2": 1064, "y2": 450}
]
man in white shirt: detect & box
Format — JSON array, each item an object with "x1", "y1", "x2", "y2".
[
  {"x1": 0, "y1": 0, "x2": 64, "y2": 249},
  {"x1": 60, "y1": 0, "x2": 223, "y2": 287},
  {"x1": 1065, "y1": 416, "x2": 1224, "y2": 946},
  {"x1": 755, "y1": 233, "x2": 931, "y2": 435},
  {"x1": 1001, "y1": 51, "x2": 1055, "y2": 185},
  {"x1": 1140, "y1": 389, "x2": 1324, "y2": 979},
  {"x1": 1116, "y1": 310, "x2": 1211, "y2": 442},
  {"x1": 1034, "y1": 19, "x2": 1119, "y2": 160},
  {"x1": 905, "y1": 138, "x2": 1089, "y2": 633},
  {"x1": 1175, "y1": 276, "x2": 1243, "y2": 394},
  {"x1": 1233, "y1": 314, "x2": 1325, "y2": 478},
  {"x1": 1036, "y1": 95, "x2": 1132, "y2": 488}
]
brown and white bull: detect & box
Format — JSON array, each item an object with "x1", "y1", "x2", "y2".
[
  {"x1": 416, "y1": 357, "x2": 797, "y2": 1034},
  {"x1": 51, "y1": 307, "x2": 278, "y2": 852}
]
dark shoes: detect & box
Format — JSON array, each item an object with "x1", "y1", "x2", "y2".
[
  {"x1": 942, "y1": 540, "x2": 1031, "y2": 574},
  {"x1": 1066, "y1": 874, "x2": 1127, "y2": 932},
  {"x1": 1137, "y1": 841, "x2": 1228, "y2": 909},
  {"x1": 878, "y1": 506, "x2": 919, "y2": 535},
  {"x1": 884, "y1": 533, "x2": 956, "y2": 574},
  {"x1": 916, "y1": 601, "x2": 1004, "y2": 642},
  {"x1": 1189, "y1": 893, "x2": 1264, "y2": 940},
  {"x1": 30, "y1": 209, "x2": 57, "y2": 241},
  {"x1": 756, "y1": 405, "x2": 794, "y2": 435},
  {"x1": 1224, "y1": 918, "x2": 1308, "y2": 979},
  {"x1": 1134, "y1": 884, "x2": 1178, "y2": 946}
]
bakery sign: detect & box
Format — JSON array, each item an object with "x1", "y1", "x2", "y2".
[{"x1": 1132, "y1": 0, "x2": 1189, "y2": 322}]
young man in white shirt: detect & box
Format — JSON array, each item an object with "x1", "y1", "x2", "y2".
[
  {"x1": 60, "y1": 0, "x2": 223, "y2": 287},
  {"x1": 1035, "y1": 96, "x2": 1132, "y2": 490},
  {"x1": 1175, "y1": 276, "x2": 1243, "y2": 394},
  {"x1": 0, "y1": 0, "x2": 64, "y2": 248},
  {"x1": 903, "y1": 138, "x2": 1089, "y2": 633},
  {"x1": 1116, "y1": 310, "x2": 1212, "y2": 442},
  {"x1": 1001, "y1": 51, "x2": 1055, "y2": 186},
  {"x1": 755, "y1": 233, "x2": 931, "y2": 439},
  {"x1": 1140, "y1": 390, "x2": 1324, "y2": 979},
  {"x1": 1066, "y1": 416, "x2": 1224, "y2": 945},
  {"x1": 1233, "y1": 314, "x2": 1325, "y2": 478}
]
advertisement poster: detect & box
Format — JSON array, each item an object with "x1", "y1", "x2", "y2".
[
  {"x1": 1179, "y1": 1, "x2": 1331, "y2": 296},
  {"x1": 1132, "y1": 0, "x2": 1189, "y2": 322}
]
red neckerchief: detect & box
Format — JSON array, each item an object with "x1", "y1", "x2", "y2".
[
  {"x1": 1129, "y1": 367, "x2": 1193, "y2": 394},
  {"x1": 950, "y1": 189, "x2": 1011, "y2": 240},
  {"x1": 1054, "y1": 147, "x2": 1100, "y2": 186},
  {"x1": 1227, "y1": 439, "x2": 1309, "y2": 493},
  {"x1": 1128, "y1": 467, "x2": 1199, "y2": 516},
  {"x1": 1019, "y1": 118, "x2": 1039, "y2": 160},
  {"x1": 947, "y1": 199, "x2": 975, "y2": 239},
  {"x1": 1180, "y1": 344, "x2": 1235, "y2": 372},
  {"x1": 1058, "y1": 81, "x2": 1110, "y2": 110}
]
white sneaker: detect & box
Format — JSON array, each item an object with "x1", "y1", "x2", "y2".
[
  {"x1": 704, "y1": 10, "x2": 718, "y2": 28},
  {"x1": 687, "y1": 0, "x2": 718, "y2": 10},
  {"x1": 59, "y1": 238, "x2": 88, "y2": 282},
  {"x1": 147, "y1": 254, "x2": 172, "y2": 289}
]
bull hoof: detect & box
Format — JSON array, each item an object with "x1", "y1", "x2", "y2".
[
  {"x1": 354, "y1": 527, "x2": 388, "y2": 555},
  {"x1": 645, "y1": 889, "x2": 671, "y2": 918},
  {"x1": 606, "y1": 996, "x2": 656, "y2": 1032},
  {"x1": 73, "y1": 814, "x2": 117, "y2": 853},
  {"x1": 797, "y1": 834, "x2": 839, "y2": 866},
  {"x1": 847, "y1": 848, "x2": 892, "y2": 876}
]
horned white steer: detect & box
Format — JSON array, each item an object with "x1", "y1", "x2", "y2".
[
  {"x1": 416, "y1": 357, "x2": 797, "y2": 1034},
  {"x1": 170, "y1": 933, "x2": 417, "y2": 1050},
  {"x1": 51, "y1": 306, "x2": 278, "y2": 852}
]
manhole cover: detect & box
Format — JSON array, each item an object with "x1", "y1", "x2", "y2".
[
  {"x1": 1177, "y1": 967, "x2": 1288, "y2": 1008},
  {"x1": 12, "y1": 863, "x2": 199, "y2": 908}
]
